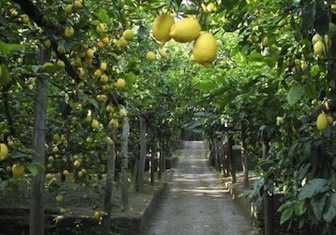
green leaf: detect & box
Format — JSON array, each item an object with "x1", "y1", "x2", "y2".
[
  {"x1": 280, "y1": 206, "x2": 294, "y2": 225},
  {"x1": 323, "y1": 193, "x2": 336, "y2": 223},
  {"x1": 27, "y1": 162, "x2": 45, "y2": 176},
  {"x1": 287, "y1": 84, "x2": 305, "y2": 105},
  {"x1": 298, "y1": 178, "x2": 329, "y2": 200},
  {"x1": 0, "y1": 41, "x2": 24, "y2": 54},
  {"x1": 294, "y1": 200, "x2": 306, "y2": 216},
  {"x1": 312, "y1": 194, "x2": 327, "y2": 220},
  {"x1": 96, "y1": 9, "x2": 109, "y2": 24}
]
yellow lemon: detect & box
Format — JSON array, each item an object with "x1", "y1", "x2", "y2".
[
  {"x1": 316, "y1": 112, "x2": 328, "y2": 132},
  {"x1": 91, "y1": 119, "x2": 100, "y2": 129},
  {"x1": 192, "y1": 33, "x2": 217, "y2": 66},
  {"x1": 64, "y1": 25, "x2": 74, "y2": 37},
  {"x1": 206, "y1": 3, "x2": 216, "y2": 12},
  {"x1": 158, "y1": 48, "x2": 167, "y2": 58},
  {"x1": 327, "y1": 115, "x2": 334, "y2": 125},
  {"x1": 146, "y1": 51, "x2": 156, "y2": 61},
  {"x1": 116, "y1": 78, "x2": 126, "y2": 89},
  {"x1": 152, "y1": 14, "x2": 175, "y2": 45},
  {"x1": 312, "y1": 33, "x2": 323, "y2": 45},
  {"x1": 169, "y1": 18, "x2": 201, "y2": 43},
  {"x1": 122, "y1": 29, "x2": 135, "y2": 41},
  {"x1": 119, "y1": 108, "x2": 127, "y2": 117},
  {"x1": 0, "y1": 143, "x2": 9, "y2": 160},
  {"x1": 117, "y1": 37, "x2": 128, "y2": 49},
  {"x1": 12, "y1": 164, "x2": 25, "y2": 178},
  {"x1": 313, "y1": 40, "x2": 324, "y2": 55}
]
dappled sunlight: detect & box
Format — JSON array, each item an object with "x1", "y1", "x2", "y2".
[{"x1": 171, "y1": 186, "x2": 229, "y2": 197}]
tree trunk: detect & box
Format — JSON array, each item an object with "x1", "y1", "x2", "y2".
[
  {"x1": 101, "y1": 130, "x2": 116, "y2": 235},
  {"x1": 135, "y1": 115, "x2": 146, "y2": 193},
  {"x1": 121, "y1": 117, "x2": 129, "y2": 212},
  {"x1": 30, "y1": 49, "x2": 50, "y2": 235},
  {"x1": 150, "y1": 143, "x2": 155, "y2": 185},
  {"x1": 158, "y1": 139, "x2": 163, "y2": 179},
  {"x1": 213, "y1": 139, "x2": 219, "y2": 170},
  {"x1": 241, "y1": 120, "x2": 249, "y2": 188},
  {"x1": 262, "y1": 139, "x2": 273, "y2": 235},
  {"x1": 227, "y1": 132, "x2": 236, "y2": 184}
]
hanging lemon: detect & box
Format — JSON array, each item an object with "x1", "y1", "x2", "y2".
[
  {"x1": 192, "y1": 33, "x2": 217, "y2": 66},
  {"x1": 152, "y1": 14, "x2": 174, "y2": 45},
  {"x1": 316, "y1": 112, "x2": 328, "y2": 132},
  {"x1": 169, "y1": 18, "x2": 201, "y2": 43}
]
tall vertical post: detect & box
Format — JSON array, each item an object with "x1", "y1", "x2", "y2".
[
  {"x1": 121, "y1": 117, "x2": 129, "y2": 212},
  {"x1": 102, "y1": 130, "x2": 116, "y2": 235},
  {"x1": 30, "y1": 49, "x2": 50, "y2": 235}
]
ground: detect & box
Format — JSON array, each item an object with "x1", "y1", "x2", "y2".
[
  {"x1": 142, "y1": 141, "x2": 260, "y2": 235},
  {"x1": 0, "y1": 141, "x2": 259, "y2": 235}
]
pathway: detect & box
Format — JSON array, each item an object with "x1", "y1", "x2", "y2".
[{"x1": 142, "y1": 141, "x2": 260, "y2": 235}]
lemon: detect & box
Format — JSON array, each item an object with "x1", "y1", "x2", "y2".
[
  {"x1": 63, "y1": 169, "x2": 70, "y2": 176},
  {"x1": 152, "y1": 14, "x2": 174, "y2": 45},
  {"x1": 119, "y1": 108, "x2": 127, "y2": 117},
  {"x1": 0, "y1": 143, "x2": 9, "y2": 160},
  {"x1": 94, "y1": 69, "x2": 103, "y2": 78},
  {"x1": 122, "y1": 29, "x2": 135, "y2": 41},
  {"x1": 56, "y1": 59, "x2": 65, "y2": 67},
  {"x1": 312, "y1": 33, "x2": 323, "y2": 45},
  {"x1": 56, "y1": 195, "x2": 63, "y2": 203},
  {"x1": 117, "y1": 37, "x2": 128, "y2": 49},
  {"x1": 316, "y1": 112, "x2": 328, "y2": 132},
  {"x1": 327, "y1": 115, "x2": 334, "y2": 125},
  {"x1": 158, "y1": 48, "x2": 167, "y2": 58},
  {"x1": 169, "y1": 18, "x2": 201, "y2": 43},
  {"x1": 86, "y1": 48, "x2": 95, "y2": 59},
  {"x1": 313, "y1": 40, "x2": 324, "y2": 55},
  {"x1": 91, "y1": 119, "x2": 100, "y2": 129},
  {"x1": 261, "y1": 36, "x2": 268, "y2": 47},
  {"x1": 100, "y1": 62, "x2": 107, "y2": 71},
  {"x1": 12, "y1": 164, "x2": 25, "y2": 178},
  {"x1": 74, "y1": 160, "x2": 81, "y2": 168},
  {"x1": 116, "y1": 78, "x2": 126, "y2": 89},
  {"x1": 192, "y1": 33, "x2": 217, "y2": 66},
  {"x1": 109, "y1": 118, "x2": 119, "y2": 128},
  {"x1": 206, "y1": 3, "x2": 216, "y2": 12},
  {"x1": 64, "y1": 25, "x2": 74, "y2": 37},
  {"x1": 146, "y1": 51, "x2": 156, "y2": 61}
]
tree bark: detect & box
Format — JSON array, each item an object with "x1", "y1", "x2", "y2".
[
  {"x1": 227, "y1": 132, "x2": 236, "y2": 184},
  {"x1": 262, "y1": 139, "x2": 274, "y2": 235},
  {"x1": 30, "y1": 49, "x2": 50, "y2": 235},
  {"x1": 135, "y1": 115, "x2": 147, "y2": 193},
  {"x1": 121, "y1": 117, "x2": 129, "y2": 212},
  {"x1": 150, "y1": 143, "x2": 156, "y2": 185},
  {"x1": 241, "y1": 120, "x2": 249, "y2": 188},
  {"x1": 101, "y1": 130, "x2": 116, "y2": 235}
]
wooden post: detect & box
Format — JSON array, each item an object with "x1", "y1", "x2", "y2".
[
  {"x1": 102, "y1": 130, "x2": 116, "y2": 235},
  {"x1": 30, "y1": 49, "x2": 49, "y2": 235},
  {"x1": 135, "y1": 115, "x2": 147, "y2": 193},
  {"x1": 121, "y1": 117, "x2": 129, "y2": 212}
]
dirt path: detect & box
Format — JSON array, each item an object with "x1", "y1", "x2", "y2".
[{"x1": 142, "y1": 141, "x2": 260, "y2": 235}]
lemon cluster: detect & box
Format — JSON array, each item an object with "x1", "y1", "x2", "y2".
[
  {"x1": 312, "y1": 33, "x2": 330, "y2": 56},
  {"x1": 316, "y1": 112, "x2": 334, "y2": 133},
  {"x1": 151, "y1": 13, "x2": 217, "y2": 66}
]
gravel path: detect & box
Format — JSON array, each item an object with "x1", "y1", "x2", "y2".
[{"x1": 142, "y1": 141, "x2": 260, "y2": 235}]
